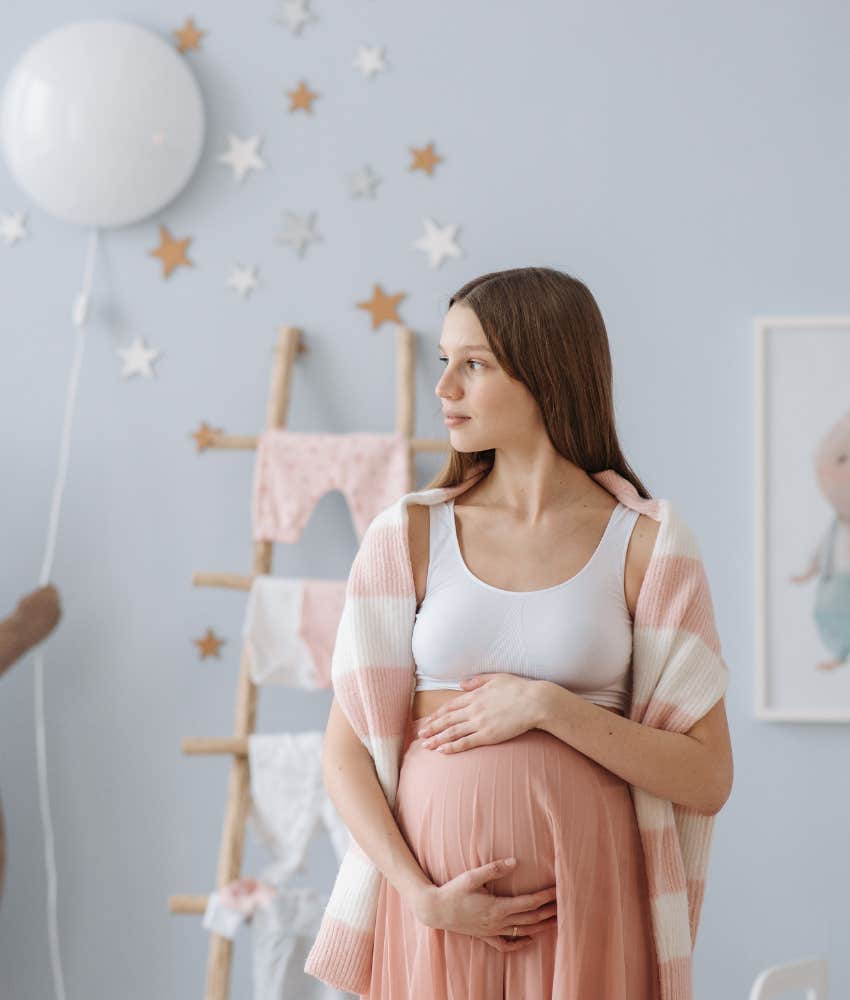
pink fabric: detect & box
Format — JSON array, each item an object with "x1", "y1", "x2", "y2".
[
  {"x1": 243, "y1": 577, "x2": 346, "y2": 689},
  {"x1": 219, "y1": 877, "x2": 277, "y2": 917},
  {"x1": 252, "y1": 430, "x2": 411, "y2": 543},
  {"x1": 299, "y1": 580, "x2": 346, "y2": 688},
  {"x1": 366, "y1": 726, "x2": 659, "y2": 999}
]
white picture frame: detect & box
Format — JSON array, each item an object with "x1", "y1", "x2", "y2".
[{"x1": 755, "y1": 315, "x2": 850, "y2": 721}]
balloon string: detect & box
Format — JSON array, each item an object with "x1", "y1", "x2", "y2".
[
  {"x1": 39, "y1": 228, "x2": 99, "y2": 584},
  {"x1": 34, "y1": 225, "x2": 100, "y2": 1000}
]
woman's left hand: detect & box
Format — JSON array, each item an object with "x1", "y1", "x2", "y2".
[{"x1": 417, "y1": 674, "x2": 547, "y2": 753}]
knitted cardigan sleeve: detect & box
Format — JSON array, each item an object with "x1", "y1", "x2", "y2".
[
  {"x1": 304, "y1": 509, "x2": 417, "y2": 995},
  {"x1": 627, "y1": 502, "x2": 730, "y2": 999}
]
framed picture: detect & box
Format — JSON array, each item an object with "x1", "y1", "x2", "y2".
[{"x1": 755, "y1": 315, "x2": 850, "y2": 721}]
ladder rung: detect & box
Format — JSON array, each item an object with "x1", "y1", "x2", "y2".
[
  {"x1": 183, "y1": 737, "x2": 248, "y2": 756},
  {"x1": 192, "y1": 572, "x2": 252, "y2": 590},
  {"x1": 169, "y1": 894, "x2": 208, "y2": 914},
  {"x1": 204, "y1": 433, "x2": 447, "y2": 452}
]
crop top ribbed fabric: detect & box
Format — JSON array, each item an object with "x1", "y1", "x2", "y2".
[{"x1": 411, "y1": 497, "x2": 640, "y2": 712}]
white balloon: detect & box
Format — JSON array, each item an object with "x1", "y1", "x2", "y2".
[{"x1": 0, "y1": 19, "x2": 205, "y2": 229}]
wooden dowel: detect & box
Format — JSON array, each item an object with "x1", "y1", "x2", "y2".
[
  {"x1": 183, "y1": 737, "x2": 248, "y2": 756},
  {"x1": 411, "y1": 436, "x2": 449, "y2": 453},
  {"x1": 191, "y1": 572, "x2": 253, "y2": 590},
  {"x1": 202, "y1": 433, "x2": 448, "y2": 452},
  {"x1": 169, "y1": 894, "x2": 209, "y2": 915}
]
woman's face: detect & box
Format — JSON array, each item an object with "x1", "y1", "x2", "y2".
[{"x1": 435, "y1": 303, "x2": 542, "y2": 451}]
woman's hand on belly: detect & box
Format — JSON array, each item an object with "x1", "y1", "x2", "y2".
[
  {"x1": 414, "y1": 857, "x2": 558, "y2": 952},
  {"x1": 416, "y1": 673, "x2": 548, "y2": 753}
]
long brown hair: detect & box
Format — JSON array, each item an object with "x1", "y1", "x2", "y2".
[{"x1": 424, "y1": 266, "x2": 652, "y2": 499}]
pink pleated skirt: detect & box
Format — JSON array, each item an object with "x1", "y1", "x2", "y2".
[{"x1": 365, "y1": 726, "x2": 660, "y2": 1000}]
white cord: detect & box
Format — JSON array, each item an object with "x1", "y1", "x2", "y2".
[{"x1": 32, "y1": 226, "x2": 100, "y2": 1000}]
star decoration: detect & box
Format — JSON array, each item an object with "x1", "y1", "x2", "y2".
[
  {"x1": 353, "y1": 45, "x2": 387, "y2": 79},
  {"x1": 217, "y1": 134, "x2": 266, "y2": 182},
  {"x1": 173, "y1": 17, "x2": 205, "y2": 52},
  {"x1": 286, "y1": 80, "x2": 320, "y2": 113},
  {"x1": 226, "y1": 264, "x2": 259, "y2": 299},
  {"x1": 348, "y1": 164, "x2": 381, "y2": 199},
  {"x1": 190, "y1": 420, "x2": 224, "y2": 452},
  {"x1": 193, "y1": 628, "x2": 226, "y2": 659},
  {"x1": 117, "y1": 336, "x2": 161, "y2": 379},
  {"x1": 0, "y1": 211, "x2": 27, "y2": 245},
  {"x1": 278, "y1": 211, "x2": 321, "y2": 257},
  {"x1": 356, "y1": 284, "x2": 407, "y2": 330},
  {"x1": 149, "y1": 225, "x2": 194, "y2": 278},
  {"x1": 274, "y1": 0, "x2": 318, "y2": 35},
  {"x1": 408, "y1": 141, "x2": 444, "y2": 176},
  {"x1": 412, "y1": 217, "x2": 463, "y2": 268}
]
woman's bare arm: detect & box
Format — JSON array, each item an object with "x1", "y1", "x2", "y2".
[
  {"x1": 320, "y1": 503, "x2": 433, "y2": 909},
  {"x1": 322, "y1": 695, "x2": 433, "y2": 909}
]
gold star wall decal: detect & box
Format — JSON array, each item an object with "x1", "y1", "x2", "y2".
[
  {"x1": 356, "y1": 283, "x2": 407, "y2": 330},
  {"x1": 190, "y1": 420, "x2": 223, "y2": 452},
  {"x1": 174, "y1": 17, "x2": 206, "y2": 52},
  {"x1": 193, "y1": 628, "x2": 226, "y2": 659},
  {"x1": 286, "y1": 80, "x2": 320, "y2": 113},
  {"x1": 149, "y1": 225, "x2": 194, "y2": 279},
  {"x1": 408, "y1": 141, "x2": 444, "y2": 176}
]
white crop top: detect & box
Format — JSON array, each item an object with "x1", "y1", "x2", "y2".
[{"x1": 411, "y1": 497, "x2": 640, "y2": 712}]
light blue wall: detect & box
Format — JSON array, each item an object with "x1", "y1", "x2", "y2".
[{"x1": 1, "y1": 1, "x2": 846, "y2": 997}]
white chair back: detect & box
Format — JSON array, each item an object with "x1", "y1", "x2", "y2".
[{"x1": 748, "y1": 957, "x2": 828, "y2": 1000}]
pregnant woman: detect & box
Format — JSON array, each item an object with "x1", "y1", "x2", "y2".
[{"x1": 311, "y1": 266, "x2": 733, "y2": 999}]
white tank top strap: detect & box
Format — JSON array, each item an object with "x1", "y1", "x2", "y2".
[{"x1": 601, "y1": 501, "x2": 641, "y2": 590}]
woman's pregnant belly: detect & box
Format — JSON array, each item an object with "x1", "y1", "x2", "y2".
[
  {"x1": 395, "y1": 716, "x2": 637, "y2": 905},
  {"x1": 389, "y1": 688, "x2": 659, "y2": 996}
]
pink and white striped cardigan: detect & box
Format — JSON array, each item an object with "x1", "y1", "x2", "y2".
[{"x1": 303, "y1": 463, "x2": 730, "y2": 999}]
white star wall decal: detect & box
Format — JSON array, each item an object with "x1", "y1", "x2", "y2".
[
  {"x1": 217, "y1": 135, "x2": 266, "y2": 182},
  {"x1": 353, "y1": 45, "x2": 388, "y2": 79},
  {"x1": 278, "y1": 211, "x2": 322, "y2": 257},
  {"x1": 348, "y1": 164, "x2": 381, "y2": 199},
  {"x1": 226, "y1": 265, "x2": 259, "y2": 299},
  {"x1": 275, "y1": 0, "x2": 318, "y2": 35},
  {"x1": 0, "y1": 211, "x2": 28, "y2": 245},
  {"x1": 117, "y1": 337, "x2": 161, "y2": 379},
  {"x1": 412, "y1": 217, "x2": 463, "y2": 268}
]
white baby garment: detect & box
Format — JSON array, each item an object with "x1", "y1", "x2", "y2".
[
  {"x1": 242, "y1": 576, "x2": 346, "y2": 689},
  {"x1": 248, "y1": 731, "x2": 351, "y2": 885}
]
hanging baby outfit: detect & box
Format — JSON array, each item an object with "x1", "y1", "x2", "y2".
[
  {"x1": 252, "y1": 887, "x2": 355, "y2": 1000},
  {"x1": 203, "y1": 733, "x2": 352, "y2": 997},
  {"x1": 203, "y1": 880, "x2": 355, "y2": 998},
  {"x1": 248, "y1": 732, "x2": 352, "y2": 998},
  {"x1": 243, "y1": 576, "x2": 346, "y2": 689},
  {"x1": 248, "y1": 732, "x2": 351, "y2": 885},
  {"x1": 203, "y1": 877, "x2": 278, "y2": 939},
  {"x1": 252, "y1": 430, "x2": 411, "y2": 543}
]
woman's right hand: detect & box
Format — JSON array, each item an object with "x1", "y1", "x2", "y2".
[{"x1": 413, "y1": 857, "x2": 558, "y2": 953}]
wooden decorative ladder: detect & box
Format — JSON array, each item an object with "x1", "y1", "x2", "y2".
[{"x1": 167, "y1": 322, "x2": 447, "y2": 999}]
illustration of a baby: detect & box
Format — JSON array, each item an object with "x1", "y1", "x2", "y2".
[{"x1": 789, "y1": 408, "x2": 850, "y2": 671}]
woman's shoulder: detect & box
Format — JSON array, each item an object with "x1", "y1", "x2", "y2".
[
  {"x1": 407, "y1": 502, "x2": 431, "y2": 548},
  {"x1": 624, "y1": 513, "x2": 661, "y2": 619},
  {"x1": 623, "y1": 499, "x2": 712, "y2": 614},
  {"x1": 407, "y1": 503, "x2": 431, "y2": 610}
]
